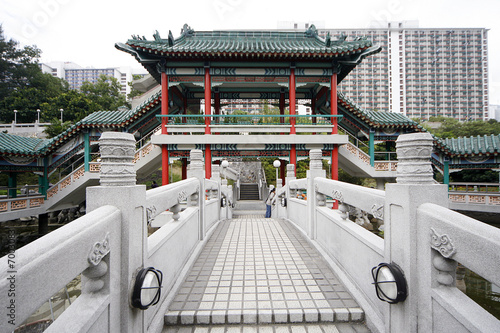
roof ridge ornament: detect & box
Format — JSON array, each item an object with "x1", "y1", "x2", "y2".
[
  {"x1": 325, "y1": 32, "x2": 331, "y2": 47},
  {"x1": 168, "y1": 30, "x2": 174, "y2": 46},
  {"x1": 153, "y1": 30, "x2": 161, "y2": 42},
  {"x1": 305, "y1": 24, "x2": 318, "y2": 38},
  {"x1": 332, "y1": 33, "x2": 347, "y2": 46},
  {"x1": 181, "y1": 24, "x2": 194, "y2": 37}
]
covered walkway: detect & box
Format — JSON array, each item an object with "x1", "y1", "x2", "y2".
[{"x1": 164, "y1": 216, "x2": 368, "y2": 331}]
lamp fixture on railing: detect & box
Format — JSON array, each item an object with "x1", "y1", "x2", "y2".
[
  {"x1": 273, "y1": 160, "x2": 281, "y2": 186},
  {"x1": 371, "y1": 262, "x2": 407, "y2": 304},
  {"x1": 131, "y1": 267, "x2": 163, "y2": 310}
]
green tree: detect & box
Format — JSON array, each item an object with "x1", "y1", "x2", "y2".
[
  {"x1": 43, "y1": 118, "x2": 73, "y2": 138},
  {"x1": 80, "y1": 74, "x2": 128, "y2": 111},
  {"x1": 127, "y1": 74, "x2": 144, "y2": 100},
  {"x1": 0, "y1": 25, "x2": 41, "y2": 99},
  {"x1": 0, "y1": 25, "x2": 71, "y2": 123},
  {"x1": 424, "y1": 116, "x2": 500, "y2": 139}
]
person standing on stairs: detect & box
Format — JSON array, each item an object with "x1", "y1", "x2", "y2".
[{"x1": 265, "y1": 186, "x2": 276, "y2": 218}]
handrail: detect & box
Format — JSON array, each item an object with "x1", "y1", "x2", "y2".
[
  {"x1": 449, "y1": 182, "x2": 500, "y2": 193},
  {"x1": 156, "y1": 114, "x2": 343, "y2": 125}
]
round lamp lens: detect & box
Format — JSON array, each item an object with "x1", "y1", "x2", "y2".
[
  {"x1": 376, "y1": 266, "x2": 398, "y2": 300},
  {"x1": 141, "y1": 271, "x2": 160, "y2": 306}
]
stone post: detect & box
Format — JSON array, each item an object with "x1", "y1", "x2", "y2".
[
  {"x1": 384, "y1": 132, "x2": 448, "y2": 333},
  {"x1": 86, "y1": 132, "x2": 147, "y2": 333},
  {"x1": 187, "y1": 150, "x2": 205, "y2": 240},
  {"x1": 281, "y1": 164, "x2": 296, "y2": 219},
  {"x1": 307, "y1": 150, "x2": 326, "y2": 239},
  {"x1": 211, "y1": 165, "x2": 221, "y2": 183}
]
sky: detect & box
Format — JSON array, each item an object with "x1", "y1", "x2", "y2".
[{"x1": 1, "y1": 0, "x2": 500, "y2": 104}]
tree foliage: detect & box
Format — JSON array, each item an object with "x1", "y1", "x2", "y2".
[
  {"x1": 0, "y1": 27, "x2": 129, "y2": 130},
  {"x1": 423, "y1": 116, "x2": 500, "y2": 139},
  {"x1": 80, "y1": 74, "x2": 128, "y2": 111},
  {"x1": 127, "y1": 74, "x2": 145, "y2": 100}
]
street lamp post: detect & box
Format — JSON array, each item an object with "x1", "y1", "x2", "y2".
[
  {"x1": 13, "y1": 110, "x2": 17, "y2": 124},
  {"x1": 60, "y1": 109, "x2": 64, "y2": 123},
  {"x1": 37, "y1": 109, "x2": 40, "y2": 123},
  {"x1": 273, "y1": 160, "x2": 281, "y2": 186}
]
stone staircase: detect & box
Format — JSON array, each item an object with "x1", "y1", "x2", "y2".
[
  {"x1": 239, "y1": 183, "x2": 260, "y2": 200},
  {"x1": 232, "y1": 200, "x2": 266, "y2": 217}
]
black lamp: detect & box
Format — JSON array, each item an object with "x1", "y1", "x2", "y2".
[
  {"x1": 131, "y1": 267, "x2": 163, "y2": 310},
  {"x1": 371, "y1": 262, "x2": 407, "y2": 304}
]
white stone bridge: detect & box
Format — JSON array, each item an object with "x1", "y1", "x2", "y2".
[{"x1": 0, "y1": 132, "x2": 499, "y2": 333}]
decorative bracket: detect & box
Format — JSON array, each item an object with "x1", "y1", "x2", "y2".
[
  {"x1": 331, "y1": 190, "x2": 344, "y2": 203},
  {"x1": 88, "y1": 233, "x2": 111, "y2": 266},
  {"x1": 430, "y1": 228, "x2": 456, "y2": 258},
  {"x1": 371, "y1": 204, "x2": 384, "y2": 219},
  {"x1": 178, "y1": 190, "x2": 188, "y2": 203},
  {"x1": 146, "y1": 205, "x2": 157, "y2": 226}
]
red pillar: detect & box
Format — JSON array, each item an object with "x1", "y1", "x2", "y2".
[
  {"x1": 312, "y1": 92, "x2": 317, "y2": 135},
  {"x1": 331, "y1": 72, "x2": 338, "y2": 135},
  {"x1": 161, "y1": 71, "x2": 169, "y2": 185},
  {"x1": 280, "y1": 161, "x2": 286, "y2": 185},
  {"x1": 331, "y1": 72, "x2": 339, "y2": 209},
  {"x1": 215, "y1": 90, "x2": 220, "y2": 124},
  {"x1": 290, "y1": 68, "x2": 296, "y2": 134},
  {"x1": 204, "y1": 67, "x2": 212, "y2": 178},
  {"x1": 182, "y1": 158, "x2": 187, "y2": 180},
  {"x1": 289, "y1": 68, "x2": 296, "y2": 174},
  {"x1": 279, "y1": 91, "x2": 285, "y2": 124}
]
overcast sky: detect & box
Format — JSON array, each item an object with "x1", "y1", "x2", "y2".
[{"x1": 2, "y1": 0, "x2": 500, "y2": 103}]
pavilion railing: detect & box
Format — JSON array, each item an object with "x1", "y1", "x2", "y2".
[{"x1": 156, "y1": 114, "x2": 343, "y2": 126}]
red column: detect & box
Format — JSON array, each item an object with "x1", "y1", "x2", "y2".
[
  {"x1": 215, "y1": 90, "x2": 220, "y2": 123},
  {"x1": 331, "y1": 72, "x2": 338, "y2": 208},
  {"x1": 182, "y1": 158, "x2": 187, "y2": 180},
  {"x1": 289, "y1": 68, "x2": 296, "y2": 134},
  {"x1": 161, "y1": 71, "x2": 169, "y2": 185},
  {"x1": 312, "y1": 92, "x2": 317, "y2": 135},
  {"x1": 289, "y1": 69, "x2": 297, "y2": 175},
  {"x1": 279, "y1": 91, "x2": 285, "y2": 124},
  {"x1": 204, "y1": 67, "x2": 212, "y2": 178},
  {"x1": 331, "y1": 72, "x2": 338, "y2": 135}
]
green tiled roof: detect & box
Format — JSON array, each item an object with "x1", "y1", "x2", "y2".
[
  {"x1": 0, "y1": 91, "x2": 162, "y2": 157},
  {"x1": 436, "y1": 135, "x2": 500, "y2": 156},
  {"x1": 122, "y1": 25, "x2": 375, "y2": 59},
  {"x1": 116, "y1": 25, "x2": 382, "y2": 84},
  {"x1": 0, "y1": 133, "x2": 51, "y2": 156},
  {"x1": 338, "y1": 92, "x2": 420, "y2": 128}
]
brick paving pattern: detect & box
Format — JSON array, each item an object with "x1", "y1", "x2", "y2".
[{"x1": 165, "y1": 217, "x2": 368, "y2": 330}]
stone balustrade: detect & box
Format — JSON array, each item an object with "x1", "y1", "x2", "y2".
[{"x1": 1, "y1": 131, "x2": 500, "y2": 333}]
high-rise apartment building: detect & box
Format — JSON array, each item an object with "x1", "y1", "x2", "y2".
[
  {"x1": 40, "y1": 61, "x2": 137, "y2": 96},
  {"x1": 283, "y1": 21, "x2": 490, "y2": 120}
]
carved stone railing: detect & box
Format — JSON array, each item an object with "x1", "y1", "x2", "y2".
[
  {"x1": 0, "y1": 205, "x2": 121, "y2": 332},
  {"x1": 416, "y1": 204, "x2": 500, "y2": 332},
  {"x1": 280, "y1": 132, "x2": 500, "y2": 333}
]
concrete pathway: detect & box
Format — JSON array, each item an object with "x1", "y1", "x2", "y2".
[{"x1": 164, "y1": 216, "x2": 369, "y2": 331}]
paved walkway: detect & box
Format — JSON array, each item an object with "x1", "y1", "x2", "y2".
[{"x1": 164, "y1": 216, "x2": 369, "y2": 331}]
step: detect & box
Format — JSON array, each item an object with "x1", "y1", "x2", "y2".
[
  {"x1": 163, "y1": 323, "x2": 371, "y2": 333},
  {"x1": 165, "y1": 307, "x2": 364, "y2": 326}
]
